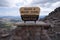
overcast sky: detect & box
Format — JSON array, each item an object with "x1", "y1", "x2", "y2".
[{"x1": 0, "y1": 0, "x2": 60, "y2": 16}]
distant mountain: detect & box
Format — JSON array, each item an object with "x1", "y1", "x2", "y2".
[
  {"x1": 0, "y1": 16, "x2": 21, "y2": 19},
  {"x1": 40, "y1": 15, "x2": 46, "y2": 18},
  {"x1": 0, "y1": 15, "x2": 46, "y2": 19},
  {"x1": 0, "y1": 16, "x2": 22, "y2": 22}
]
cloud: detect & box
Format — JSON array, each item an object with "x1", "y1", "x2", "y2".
[
  {"x1": 31, "y1": 0, "x2": 60, "y2": 4},
  {"x1": 0, "y1": 0, "x2": 18, "y2": 7},
  {"x1": 0, "y1": 0, "x2": 33, "y2": 8},
  {"x1": 51, "y1": 2, "x2": 60, "y2": 8},
  {"x1": 0, "y1": 0, "x2": 60, "y2": 16},
  {"x1": 30, "y1": 0, "x2": 60, "y2": 15}
]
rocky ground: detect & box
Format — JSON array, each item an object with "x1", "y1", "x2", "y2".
[
  {"x1": 0, "y1": 21, "x2": 56, "y2": 40},
  {"x1": 43, "y1": 7, "x2": 60, "y2": 33},
  {"x1": 43, "y1": 7, "x2": 60, "y2": 40}
]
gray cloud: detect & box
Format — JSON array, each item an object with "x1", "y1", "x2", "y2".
[
  {"x1": 30, "y1": 0, "x2": 60, "y2": 15},
  {"x1": 0, "y1": 0, "x2": 9, "y2": 7},
  {"x1": 31, "y1": 0, "x2": 60, "y2": 4},
  {"x1": 31, "y1": 0, "x2": 60, "y2": 8},
  {"x1": 0, "y1": 0, "x2": 18, "y2": 7},
  {"x1": 0, "y1": 0, "x2": 60, "y2": 16}
]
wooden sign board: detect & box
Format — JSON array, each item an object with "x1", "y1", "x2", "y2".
[
  {"x1": 19, "y1": 7, "x2": 40, "y2": 21},
  {"x1": 20, "y1": 7, "x2": 40, "y2": 15}
]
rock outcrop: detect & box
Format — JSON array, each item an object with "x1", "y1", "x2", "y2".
[{"x1": 43, "y1": 7, "x2": 60, "y2": 33}]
